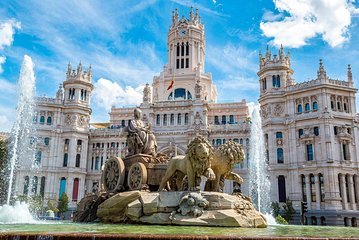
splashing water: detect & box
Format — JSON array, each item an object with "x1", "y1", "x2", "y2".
[
  {"x1": 248, "y1": 103, "x2": 271, "y2": 215},
  {"x1": 0, "y1": 202, "x2": 36, "y2": 224},
  {"x1": 1, "y1": 55, "x2": 37, "y2": 223}
]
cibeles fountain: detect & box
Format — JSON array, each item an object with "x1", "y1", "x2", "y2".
[{"x1": 74, "y1": 108, "x2": 268, "y2": 228}]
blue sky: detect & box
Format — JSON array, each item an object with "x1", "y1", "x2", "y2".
[{"x1": 0, "y1": 0, "x2": 358, "y2": 131}]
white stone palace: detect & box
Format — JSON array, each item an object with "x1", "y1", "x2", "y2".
[{"x1": 14, "y1": 8, "x2": 358, "y2": 226}]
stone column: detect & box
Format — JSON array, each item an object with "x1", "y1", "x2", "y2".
[
  {"x1": 314, "y1": 175, "x2": 321, "y2": 210},
  {"x1": 355, "y1": 175, "x2": 359, "y2": 209},
  {"x1": 305, "y1": 175, "x2": 312, "y2": 210},
  {"x1": 348, "y1": 174, "x2": 356, "y2": 210},
  {"x1": 339, "y1": 174, "x2": 348, "y2": 210}
]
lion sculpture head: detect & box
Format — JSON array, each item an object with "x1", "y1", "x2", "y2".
[
  {"x1": 186, "y1": 136, "x2": 214, "y2": 175},
  {"x1": 217, "y1": 141, "x2": 244, "y2": 166}
]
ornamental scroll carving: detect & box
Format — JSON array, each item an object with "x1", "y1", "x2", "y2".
[{"x1": 272, "y1": 103, "x2": 284, "y2": 116}]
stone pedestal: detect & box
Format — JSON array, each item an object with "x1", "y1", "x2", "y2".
[{"x1": 96, "y1": 191, "x2": 267, "y2": 228}]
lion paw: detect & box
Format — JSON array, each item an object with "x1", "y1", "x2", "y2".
[{"x1": 205, "y1": 168, "x2": 216, "y2": 180}]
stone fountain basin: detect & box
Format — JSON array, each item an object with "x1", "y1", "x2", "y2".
[{"x1": 95, "y1": 191, "x2": 267, "y2": 228}]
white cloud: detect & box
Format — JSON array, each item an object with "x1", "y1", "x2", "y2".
[
  {"x1": 207, "y1": 44, "x2": 258, "y2": 74},
  {"x1": 262, "y1": 9, "x2": 284, "y2": 22},
  {"x1": 0, "y1": 19, "x2": 21, "y2": 50},
  {"x1": 0, "y1": 56, "x2": 5, "y2": 74},
  {"x1": 260, "y1": 0, "x2": 359, "y2": 48},
  {"x1": 92, "y1": 78, "x2": 144, "y2": 111}
]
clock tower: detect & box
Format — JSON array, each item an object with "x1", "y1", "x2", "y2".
[
  {"x1": 168, "y1": 7, "x2": 205, "y2": 73},
  {"x1": 152, "y1": 7, "x2": 217, "y2": 103}
]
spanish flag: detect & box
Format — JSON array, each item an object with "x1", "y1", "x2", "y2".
[{"x1": 167, "y1": 73, "x2": 174, "y2": 91}]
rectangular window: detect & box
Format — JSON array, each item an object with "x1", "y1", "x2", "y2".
[
  {"x1": 314, "y1": 127, "x2": 319, "y2": 136},
  {"x1": 276, "y1": 132, "x2": 283, "y2": 139},
  {"x1": 298, "y1": 129, "x2": 303, "y2": 138},
  {"x1": 307, "y1": 144, "x2": 313, "y2": 161},
  {"x1": 176, "y1": 59, "x2": 179, "y2": 69},
  {"x1": 185, "y1": 58, "x2": 189, "y2": 68},
  {"x1": 277, "y1": 148, "x2": 284, "y2": 163},
  {"x1": 214, "y1": 116, "x2": 219, "y2": 125},
  {"x1": 186, "y1": 44, "x2": 189, "y2": 56},
  {"x1": 181, "y1": 59, "x2": 184, "y2": 68},
  {"x1": 342, "y1": 144, "x2": 349, "y2": 160},
  {"x1": 334, "y1": 126, "x2": 338, "y2": 135}
]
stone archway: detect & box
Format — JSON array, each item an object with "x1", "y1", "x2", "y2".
[{"x1": 158, "y1": 144, "x2": 185, "y2": 158}]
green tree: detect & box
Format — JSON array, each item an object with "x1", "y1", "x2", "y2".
[
  {"x1": 58, "y1": 192, "x2": 69, "y2": 218},
  {"x1": 275, "y1": 214, "x2": 289, "y2": 225},
  {"x1": 282, "y1": 197, "x2": 296, "y2": 222},
  {"x1": 270, "y1": 201, "x2": 280, "y2": 217}
]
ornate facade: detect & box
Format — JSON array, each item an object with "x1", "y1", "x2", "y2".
[
  {"x1": 14, "y1": 8, "x2": 358, "y2": 226},
  {"x1": 258, "y1": 47, "x2": 358, "y2": 226}
]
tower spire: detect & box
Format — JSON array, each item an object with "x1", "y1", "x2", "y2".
[{"x1": 317, "y1": 59, "x2": 327, "y2": 80}]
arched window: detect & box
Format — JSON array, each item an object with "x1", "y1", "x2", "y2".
[
  {"x1": 186, "y1": 42, "x2": 189, "y2": 56},
  {"x1": 214, "y1": 116, "x2": 219, "y2": 125},
  {"x1": 331, "y1": 100, "x2": 335, "y2": 110},
  {"x1": 176, "y1": 43, "x2": 180, "y2": 57},
  {"x1": 185, "y1": 113, "x2": 189, "y2": 125},
  {"x1": 233, "y1": 138, "x2": 239, "y2": 143},
  {"x1": 297, "y1": 104, "x2": 302, "y2": 113},
  {"x1": 301, "y1": 175, "x2": 307, "y2": 202},
  {"x1": 277, "y1": 148, "x2": 284, "y2": 163},
  {"x1": 46, "y1": 116, "x2": 52, "y2": 125},
  {"x1": 35, "y1": 151, "x2": 42, "y2": 165},
  {"x1": 40, "y1": 116, "x2": 45, "y2": 124},
  {"x1": 32, "y1": 176, "x2": 38, "y2": 194},
  {"x1": 40, "y1": 176, "x2": 45, "y2": 198},
  {"x1": 262, "y1": 78, "x2": 267, "y2": 91},
  {"x1": 229, "y1": 115, "x2": 234, "y2": 124},
  {"x1": 319, "y1": 173, "x2": 324, "y2": 202},
  {"x1": 240, "y1": 139, "x2": 243, "y2": 145},
  {"x1": 156, "y1": 114, "x2": 160, "y2": 125},
  {"x1": 305, "y1": 103, "x2": 310, "y2": 111},
  {"x1": 221, "y1": 115, "x2": 226, "y2": 125},
  {"x1": 23, "y1": 176, "x2": 29, "y2": 195},
  {"x1": 246, "y1": 138, "x2": 249, "y2": 145},
  {"x1": 63, "y1": 153, "x2": 68, "y2": 167},
  {"x1": 278, "y1": 175, "x2": 286, "y2": 202},
  {"x1": 77, "y1": 140, "x2": 82, "y2": 146},
  {"x1": 337, "y1": 101, "x2": 341, "y2": 111},
  {"x1": 276, "y1": 132, "x2": 283, "y2": 139},
  {"x1": 216, "y1": 139, "x2": 222, "y2": 145},
  {"x1": 163, "y1": 114, "x2": 167, "y2": 126},
  {"x1": 272, "y1": 75, "x2": 280, "y2": 88},
  {"x1": 310, "y1": 174, "x2": 316, "y2": 202},
  {"x1": 177, "y1": 114, "x2": 182, "y2": 125},
  {"x1": 75, "y1": 154, "x2": 80, "y2": 168},
  {"x1": 181, "y1": 42, "x2": 184, "y2": 56},
  {"x1": 44, "y1": 137, "x2": 50, "y2": 146},
  {"x1": 72, "y1": 178, "x2": 79, "y2": 202},
  {"x1": 314, "y1": 127, "x2": 319, "y2": 136},
  {"x1": 172, "y1": 88, "x2": 192, "y2": 100},
  {"x1": 345, "y1": 174, "x2": 350, "y2": 202},
  {"x1": 59, "y1": 177, "x2": 66, "y2": 199},
  {"x1": 312, "y1": 101, "x2": 318, "y2": 111}
]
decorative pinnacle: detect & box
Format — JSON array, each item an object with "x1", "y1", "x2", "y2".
[
  {"x1": 317, "y1": 59, "x2": 326, "y2": 78},
  {"x1": 348, "y1": 64, "x2": 353, "y2": 82}
]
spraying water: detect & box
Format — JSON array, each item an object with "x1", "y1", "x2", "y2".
[
  {"x1": 248, "y1": 103, "x2": 271, "y2": 215},
  {"x1": 0, "y1": 55, "x2": 37, "y2": 225}
]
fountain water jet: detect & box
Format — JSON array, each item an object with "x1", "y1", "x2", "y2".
[
  {"x1": 0, "y1": 55, "x2": 37, "y2": 223},
  {"x1": 248, "y1": 103, "x2": 271, "y2": 215}
]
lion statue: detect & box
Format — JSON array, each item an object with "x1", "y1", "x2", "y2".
[
  {"x1": 158, "y1": 136, "x2": 216, "y2": 191},
  {"x1": 204, "y1": 140, "x2": 245, "y2": 192}
]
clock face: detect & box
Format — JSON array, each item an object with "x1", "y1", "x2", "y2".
[{"x1": 179, "y1": 29, "x2": 187, "y2": 37}]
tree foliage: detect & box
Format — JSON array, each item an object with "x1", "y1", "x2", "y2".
[
  {"x1": 270, "y1": 201, "x2": 280, "y2": 217},
  {"x1": 282, "y1": 197, "x2": 296, "y2": 221},
  {"x1": 58, "y1": 192, "x2": 69, "y2": 216}
]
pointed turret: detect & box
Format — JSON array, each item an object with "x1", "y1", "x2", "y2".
[
  {"x1": 348, "y1": 64, "x2": 353, "y2": 87},
  {"x1": 279, "y1": 44, "x2": 284, "y2": 60},
  {"x1": 143, "y1": 83, "x2": 151, "y2": 103},
  {"x1": 56, "y1": 83, "x2": 64, "y2": 100},
  {"x1": 189, "y1": 6, "x2": 194, "y2": 21},
  {"x1": 317, "y1": 59, "x2": 327, "y2": 80},
  {"x1": 265, "y1": 45, "x2": 271, "y2": 60}
]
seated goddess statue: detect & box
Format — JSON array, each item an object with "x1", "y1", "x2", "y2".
[{"x1": 127, "y1": 108, "x2": 157, "y2": 156}]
